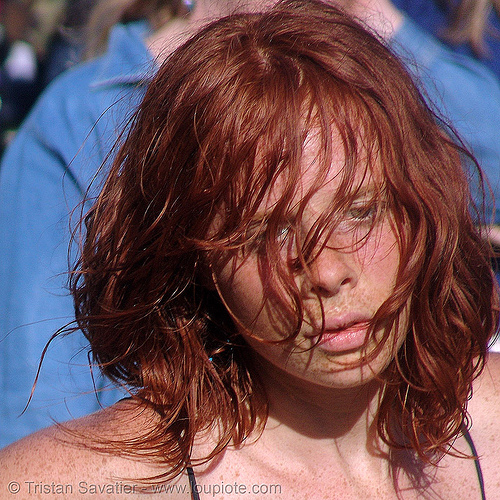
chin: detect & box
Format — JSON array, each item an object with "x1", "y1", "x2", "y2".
[
  {"x1": 299, "y1": 357, "x2": 392, "y2": 391},
  {"x1": 260, "y1": 343, "x2": 395, "y2": 392}
]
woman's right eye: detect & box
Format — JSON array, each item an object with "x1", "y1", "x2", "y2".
[
  {"x1": 245, "y1": 221, "x2": 293, "y2": 250},
  {"x1": 276, "y1": 224, "x2": 292, "y2": 244}
]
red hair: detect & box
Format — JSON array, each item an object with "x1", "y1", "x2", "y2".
[{"x1": 71, "y1": 0, "x2": 499, "y2": 479}]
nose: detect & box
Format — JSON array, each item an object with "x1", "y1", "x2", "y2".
[{"x1": 302, "y1": 246, "x2": 358, "y2": 298}]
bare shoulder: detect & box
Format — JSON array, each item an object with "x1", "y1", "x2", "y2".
[
  {"x1": 0, "y1": 400, "x2": 149, "y2": 476},
  {"x1": 469, "y1": 352, "x2": 500, "y2": 426},
  {"x1": 467, "y1": 352, "x2": 500, "y2": 496},
  {"x1": 0, "y1": 400, "x2": 191, "y2": 499}
]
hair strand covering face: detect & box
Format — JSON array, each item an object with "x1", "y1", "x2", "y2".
[{"x1": 69, "y1": 0, "x2": 499, "y2": 482}]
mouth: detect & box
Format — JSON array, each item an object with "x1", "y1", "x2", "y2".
[{"x1": 306, "y1": 315, "x2": 373, "y2": 353}]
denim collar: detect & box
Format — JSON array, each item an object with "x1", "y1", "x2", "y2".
[{"x1": 90, "y1": 20, "x2": 156, "y2": 89}]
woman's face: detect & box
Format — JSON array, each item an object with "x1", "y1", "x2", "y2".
[{"x1": 211, "y1": 137, "x2": 403, "y2": 390}]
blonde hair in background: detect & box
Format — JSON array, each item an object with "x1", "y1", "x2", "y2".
[{"x1": 442, "y1": 0, "x2": 500, "y2": 56}]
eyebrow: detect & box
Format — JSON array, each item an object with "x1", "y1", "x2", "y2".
[{"x1": 348, "y1": 183, "x2": 382, "y2": 200}]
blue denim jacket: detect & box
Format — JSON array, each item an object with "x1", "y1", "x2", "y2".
[
  {"x1": 0, "y1": 21, "x2": 154, "y2": 447},
  {"x1": 1, "y1": 16, "x2": 499, "y2": 447}
]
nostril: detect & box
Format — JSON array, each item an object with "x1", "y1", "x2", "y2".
[
  {"x1": 310, "y1": 283, "x2": 339, "y2": 298},
  {"x1": 301, "y1": 247, "x2": 358, "y2": 298},
  {"x1": 340, "y1": 277, "x2": 351, "y2": 287},
  {"x1": 308, "y1": 271, "x2": 354, "y2": 298}
]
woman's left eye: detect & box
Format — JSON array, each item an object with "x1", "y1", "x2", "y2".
[{"x1": 346, "y1": 204, "x2": 378, "y2": 222}]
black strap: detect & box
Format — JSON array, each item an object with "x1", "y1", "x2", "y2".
[
  {"x1": 462, "y1": 426, "x2": 486, "y2": 500},
  {"x1": 187, "y1": 466, "x2": 201, "y2": 500}
]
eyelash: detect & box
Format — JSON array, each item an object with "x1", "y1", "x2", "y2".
[{"x1": 346, "y1": 204, "x2": 379, "y2": 223}]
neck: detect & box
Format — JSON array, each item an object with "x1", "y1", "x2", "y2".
[
  {"x1": 145, "y1": 0, "x2": 283, "y2": 61},
  {"x1": 146, "y1": 16, "x2": 193, "y2": 60},
  {"x1": 337, "y1": 0, "x2": 404, "y2": 39},
  {"x1": 255, "y1": 354, "x2": 388, "y2": 465},
  {"x1": 146, "y1": 0, "x2": 405, "y2": 61}
]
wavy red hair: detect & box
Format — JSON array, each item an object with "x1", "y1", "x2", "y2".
[{"x1": 70, "y1": 0, "x2": 499, "y2": 479}]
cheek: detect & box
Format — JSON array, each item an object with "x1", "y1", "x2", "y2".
[
  {"x1": 362, "y1": 225, "x2": 407, "y2": 346},
  {"x1": 214, "y1": 253, "x2": 297, "y2": 341},
  {"x1": 359, "y1": 224, "x2": 400, "y2": 292},
  {"x1": 213, "y1": 255, "x2": 268, "y2": 328}
]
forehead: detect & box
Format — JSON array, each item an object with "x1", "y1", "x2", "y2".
[{"x1": 258, "y1": 128, "x2": 380, "y2": 214}]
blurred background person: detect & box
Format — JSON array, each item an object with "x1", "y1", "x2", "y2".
[
  {"x1": 0, "y1": 1, "x2": 96, "y2": 150},
  {"x1": 0, "y1": 0, "x2": 42, "y2": 150},
  {"x1": 41, "y1": 0, "x2": 95, "y2": 85},
  {"x1": 0, "y1": 0, "x2": 195, "y2": 447}
]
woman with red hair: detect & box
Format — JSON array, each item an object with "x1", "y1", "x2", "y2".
[{"x1": 1, "y1": 1, "x2": 499, "y2": 498}]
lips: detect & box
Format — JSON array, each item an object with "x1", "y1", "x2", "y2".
[
  {"x1": 322, "y1": 321, "x2": 371, "y2": 335},
  {"x1": 305, "y1": 314, "x2": 373, "y2": 352},
  {"x1": 305, "y1": 312, "x2": 372, "y2": 336}
]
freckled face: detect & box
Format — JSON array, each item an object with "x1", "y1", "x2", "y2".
[{"x1": 211, "y1": 139, "x2": 403, "y2": 390}]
